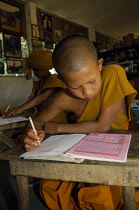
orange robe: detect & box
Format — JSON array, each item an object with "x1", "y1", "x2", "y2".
[{"x1": 40, "y1": 65, "x2": 137, "y2": 210}]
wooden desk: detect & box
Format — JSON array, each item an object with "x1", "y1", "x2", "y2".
[
  {"x1": 9, "y1": 130, "x2": 139, "y2": 210},
  {"x1": 0, "y1": 121, "x2": 27, "y2": 150}
]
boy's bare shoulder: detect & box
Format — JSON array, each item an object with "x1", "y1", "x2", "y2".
[
  {"x1": 53, "y1": 88, "x2": 86, "y2": 114},
  {"x1": 54, "y1": 88, "x2": 78, "y2": 103}
]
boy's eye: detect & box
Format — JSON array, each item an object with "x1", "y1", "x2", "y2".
[
  {"x1": 71, "y1": 87, "x2": 80, "y2": 90},
  {"x1": 89, "y1": 80, "x2": 96, "y2": 84},
  {"x1": 69, "y1": 86, "x2": 80, "y2": 90}
]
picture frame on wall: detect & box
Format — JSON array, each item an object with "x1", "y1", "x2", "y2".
[
  {"x1": 63, "y1": 21, "x2": 69, "y2": 32},
  {"x1": 7, "y1": 59, "x2": 23, "y2": 74},
  {"x1": 41, "y1": 13, "x2": 52, "y2": 32},
  {"x1": 54, "y1": 29, "x2": 62, "y2": 39},
  {"x1": 53, "y1": 29, "x2": 62, "y2": 45},
  {"x1": 32, "y1": 24, "x2": 40, "y2": 38},
  {"x1": 3, "y1": 34, "x2": 22, "y2": 58},
  {"x1": 0, "y1": 1, "x2": 22, "y2": 34},
  {"x1": 44, "y1": 32, "x2": 53, "y2": 49},
  {"x1": 0, "y1": 63, "x2": 5, "y2": 74},
  {"x1": 31, "y1": 39, "x2": 43, "y2": 51}
]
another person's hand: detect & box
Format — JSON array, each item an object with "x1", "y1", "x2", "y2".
[
  {"x1": 24, "y1": 129, "x2": 45, "y2": 151},
  {"x1": 2, "y1": 107, "x2": 24, "y2": 118},
  {"x1": 0, "y1": 110, "x2": 4, "y2": 117}
]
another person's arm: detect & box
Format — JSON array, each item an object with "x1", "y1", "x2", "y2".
[
  {"x1": 27, "y1": 81, "x2": 39, "y2": 101},
  {"x1": 3, "y1": 88, "x2": 54, "y2": 118}
]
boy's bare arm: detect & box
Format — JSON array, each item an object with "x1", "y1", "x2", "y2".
[{"x1": 44, "y1": 98, "x2": 125, "y2": 134}]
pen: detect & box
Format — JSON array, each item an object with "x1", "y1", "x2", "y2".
[
  {"x1": 3, "y1": 104, "x2": 10, "y2": 118},
  {"x1": 29, "y1": 117, "x2": 41, "y2": 146}
]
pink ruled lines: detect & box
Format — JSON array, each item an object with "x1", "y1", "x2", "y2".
[{"x1": 66, "y1": 133, "x2": 131, "y2": 162}]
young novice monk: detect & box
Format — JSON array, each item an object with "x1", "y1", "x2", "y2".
[
  {"x1": 2, "y1": 49, "x2": 66, "y2": 123},
  {"x1": 24, "y1": 35, "x2": 137, "y2": 210}
]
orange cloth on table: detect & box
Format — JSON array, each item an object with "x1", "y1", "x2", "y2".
[{"x1": 40, "y1": 65, "x2": 137, "y2": 210}]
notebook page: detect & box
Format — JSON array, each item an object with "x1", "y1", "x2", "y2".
[
  {"x1": 65, "y1": 133, "x2": 131, "y2": 162},
  {"x1": 20, "y1": 134, "x2": 86, "y2": 158}
]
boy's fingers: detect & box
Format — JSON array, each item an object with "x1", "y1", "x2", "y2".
[
  {"x1": 26, "y1": 129, "x2": 39, "y2": 139},
  {"x1": 37, "y1": 130, "x2": 45, "y2": 138},
  {"x1": 24, "y1": 143, "x2": 37, "y2": 151},
  {"x1": 24, "y1": 135, "x2": 38, "y2": 145},
  {"x1": 23, "y1": 129, "x2": 45, "y2": 152},
  {"x1": 27, "y1": 129, "x2": 44, "y2": 140}
]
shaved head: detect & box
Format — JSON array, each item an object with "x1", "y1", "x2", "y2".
[{"x1": 52, "y1": 35, "x2": 98, "y2": 76}]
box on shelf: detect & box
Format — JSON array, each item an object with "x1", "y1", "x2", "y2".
[
  {"x1": 132, "y1": 108, "x2": 139, "y2": 130},
  {"x1": 118, "y1": 61, "x2": 133, "y2": 73},
  {"x1": 136, "y1": 122, "x2": 139, "y2": 130},
  {"x1": 131, "y1": 100, "x2": 139, "y2": 109}
]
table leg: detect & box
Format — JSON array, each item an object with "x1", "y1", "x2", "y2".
[
  {"x1": 16, "y1": 175, "x2": 29, "y2": 210},
  {"x1": 0, "y1": 130, "x2": 16, "y2": 148},
  {"x1": 123, "y1": 186, "x2": 136, "y2": 210}
]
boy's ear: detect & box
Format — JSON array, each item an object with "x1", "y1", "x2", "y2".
[{"x1": 98, "y1": 58, "x2": 104, "y2": 71}]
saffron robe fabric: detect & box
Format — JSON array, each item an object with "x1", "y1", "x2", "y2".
[
  {"x1": 40, "y1": 65, "x2": 137, "y2": 210},
  {"x1": 77, "y1": 64, "x2": 136, "y2": 129}
]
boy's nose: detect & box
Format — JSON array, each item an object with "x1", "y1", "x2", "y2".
[{"x1": 82, "y1": 85, "x2": 92, "y2": 97}]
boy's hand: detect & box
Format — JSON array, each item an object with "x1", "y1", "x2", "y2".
[
  {"x1": 23, "y1": 129, "x2": 45, "y2": 151},
  {"x1": 44, "y1": 122, "x2": 58, "y2": 134}
]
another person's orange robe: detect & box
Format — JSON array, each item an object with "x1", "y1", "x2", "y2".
[
  {"x1": 37, "y1": 73, "x2": 67, "y2": 123},
  {"x1": 40, "y1": 65, "x2": 137, "y2": 210}
]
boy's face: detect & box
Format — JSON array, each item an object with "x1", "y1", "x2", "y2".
[
  {"x1": 60, "y1": 58, "x2": 103, "y2": 101},
  {"x1": 32, "y1": 68, "x2": 49, "y2": 79}
]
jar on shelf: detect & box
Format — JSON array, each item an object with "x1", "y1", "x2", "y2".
[{"x1": 133, "y1": 63, "x2": 139, "y2": 72}]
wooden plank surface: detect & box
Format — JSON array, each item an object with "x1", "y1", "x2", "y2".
[
  {"x1": 0, "y1": 121, "x2": 27, "y2": 130},
  {"x1": 9, "y1": 159, "x2": 139, "y2": 186}
]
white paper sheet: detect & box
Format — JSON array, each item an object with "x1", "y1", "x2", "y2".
[{"x1": 0, "y1": 116, "x2": 28, "y2": 125}]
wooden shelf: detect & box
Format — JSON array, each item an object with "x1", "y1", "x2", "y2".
[
  {"x1": 98, "y1": 44, "x2": 139, "y2": 56},
  {"x1": 127, "y1": 72, "x2": 139, "y2": 76}
]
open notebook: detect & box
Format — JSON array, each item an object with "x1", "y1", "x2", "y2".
[
  {"x1": 20, "y1": 134, "x2": 86, "y2": 163},
  {"x1": 20, "y1": 133, "x2": 131, "y2": 163}
]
